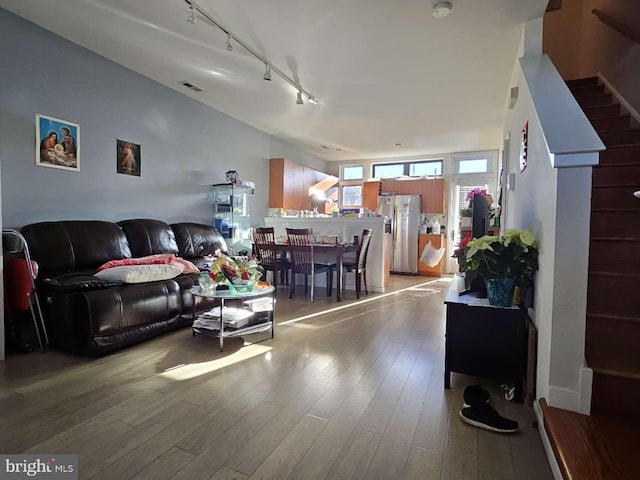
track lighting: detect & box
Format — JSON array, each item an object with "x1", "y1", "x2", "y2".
[
  {"x1": 187, "y1": 5, "x2": 196, "y2": 24},
  {"x1": 184, "y1": 0, "x2": 318, "y2": 106}
]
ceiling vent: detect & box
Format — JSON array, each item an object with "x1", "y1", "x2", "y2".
[{"x1": 179, "y1": 81, "x2": 203, "y2": 93}]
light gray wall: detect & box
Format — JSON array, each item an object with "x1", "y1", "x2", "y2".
[
  {"x1": 503, "y1": 21, "x2": 593, "y2": 413},
  {"x1": 0, "y1": 8, "x2": 326, "y2": 230}
]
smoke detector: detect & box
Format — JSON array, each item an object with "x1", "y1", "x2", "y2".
[{"x1": 433, "y1": 1, "x2": 452, "y2": 18}]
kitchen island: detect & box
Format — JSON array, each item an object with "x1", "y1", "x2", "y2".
[{"x1": 264, "y1": 216, "x2": 390, "y2": 293}]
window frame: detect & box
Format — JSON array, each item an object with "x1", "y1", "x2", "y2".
[
  {"x1": 338, "y1": 163, "x2": 365, "y2": 207},
  {"x1": 372, "y1": 159, "x2": 443, "y2": 179}
]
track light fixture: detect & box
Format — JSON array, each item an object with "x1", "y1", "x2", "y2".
[
  {"x1": 184, "y1": 0, "x2": 318, "y2": 106},
  {"x1": 187, "y1": 5, "x2": 196, "y2": 24}
]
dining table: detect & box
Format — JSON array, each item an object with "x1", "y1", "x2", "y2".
[{"x1": 276, "y1": 242, "x2": 359, "y2": 301}]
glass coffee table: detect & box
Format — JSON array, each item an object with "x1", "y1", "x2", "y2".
[{"x1": 189, "y1": 285, "x2": 275, "y2": 352}]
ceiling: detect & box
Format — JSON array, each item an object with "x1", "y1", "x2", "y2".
[{"x1": 0, "y1": 0, "x2": 548, "y2": 161}]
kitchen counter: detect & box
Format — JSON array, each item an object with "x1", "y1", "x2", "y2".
[{"x1": 264, "y1": 216, "x2": 390, "y2": 293}]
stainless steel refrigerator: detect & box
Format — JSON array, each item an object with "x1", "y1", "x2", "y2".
[{"x1": 376, "y1": 194, "x2": 422, "y2": 274}]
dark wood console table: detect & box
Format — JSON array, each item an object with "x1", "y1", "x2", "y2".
[{"x1": 444, "y1": 275, "x2": 528, "y2": 402}]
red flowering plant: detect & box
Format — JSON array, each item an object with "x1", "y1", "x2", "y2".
[
  {"x1": 466, "y1": 188, "x2": 487, "y2": 202},
  {"x1": 452, "y1": 231, "x2": 473, "y2": 264}
]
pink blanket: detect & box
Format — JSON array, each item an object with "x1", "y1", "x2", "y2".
[{"x1": 98, "y1": 254, "x2": 200, "y2": 274}]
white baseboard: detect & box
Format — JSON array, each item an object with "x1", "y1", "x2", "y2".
[
  {"x1": 546, "y1": 366, "x2": 593, "y2": 414},
  {"x1": 534, "y1": 400, "x2": 564, "y2": 480}
]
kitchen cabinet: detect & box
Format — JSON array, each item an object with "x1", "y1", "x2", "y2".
[
  {"x1": 269, "y1": 158, "x2": 336, "y2": 212},
  {"x1": 362, "y1": 181, "x2": 380, "y2": 211},
  {"x1": 421, "y1": 178, "x2": 446, "y2": 214},
  {"x1": 379, "y1": 178, "x2": 446, "y2": 214},
  {"x1": 418, "y1": 234, "x2": 447, "y2": 276}
]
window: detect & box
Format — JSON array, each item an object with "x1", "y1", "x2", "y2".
[
  {"x1": 372, "y1": 159, "x2": 443, "y2": 178},
  {"x1": 341, "y1": 185, "x2": 362, "y2": 206},
  {"x1": 452, "y1": 151, "x2": 497, "y2": 174},
  {"x1": 340, "y1": 165, "x2": 364, "y2": 180},
  {"x1": 410, "y1": 161, "x2": 443, "y2": 177},
  {"x1": 458, "y1": 158, "x2": 488, "y2": 173},
  {"x1": 339, "y1": 164, "x2": 364, "y2": 207}
]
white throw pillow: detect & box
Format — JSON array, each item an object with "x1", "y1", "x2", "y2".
[{"x1": 94, "y1": 264, "x2": 183, "y2": 284}]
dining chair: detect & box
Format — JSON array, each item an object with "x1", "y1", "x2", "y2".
[
  {"x1": 286, "y1": 228, "x2": 334, "y2": 301},
  {"x1": 342, "y1": 228, "x2": 373, "y2": 299},
  {"x1": 252, "y1": 227, "x2": 290, "y2": 288}
]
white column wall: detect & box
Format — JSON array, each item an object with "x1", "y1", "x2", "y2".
[{"x1": 503, "y1": 20, "x2": 597, "y2": 413}]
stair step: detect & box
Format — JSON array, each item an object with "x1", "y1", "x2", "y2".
[
  {"x1": 590, "y1": 210, "x2": 640, "y2": 237},
  {"x1": 591, "y1": 185, "x2": 640, "y2": 210},
  {"x1": 566, "y1": 76, "x2": 600, "y2": 88},
  {"x1": 586, "y1": 314, "x2": 640, "y2": 375},
  {"x1": 577, "y1": 93, "x2": 614, "y2": 108},
  {"x1": 591, "y1": 371, "x2": 640, "y2": 424},
  {"x1": 598, "y1": 144, "x2": 640, "y2": 165},
  {"x1": 583, "y1": 104, "x2": 623, "y2": 120},
  {"x1": 590, "y1": 115, "x2": 632, "y2": 131},
  {"x1": 571, "y1": 84, "x2": 606, "y2": 98},
  {"x1": 599, "y1": 129, "x2": 640, "y2": 147},
  {"x1": 587, "y1": 272, "x2": 640, "y2": 318},
  {"x1": 589, "y1": 238, "x2": 640, "y2": 275},
  {"x1": 540, "y1": 398, "x2": 639, "y2": 479},
  {"x1": 593, "y1": 163, "x2": 640, "y2": 186}
]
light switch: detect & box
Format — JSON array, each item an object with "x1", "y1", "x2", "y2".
[{"x1": 507, "y1": 173, "x2": 516, "y2": 191}]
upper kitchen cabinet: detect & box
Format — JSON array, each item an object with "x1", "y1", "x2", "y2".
[
  {"x1": 362, "y1": 181, "x2": 380, "y2": 212},
  {"x1": 269, "y1": 158, "x2": 337, "y2": 212},
  {"x1": 379, "y1": 178, "x2": 446, "y2": 214},
  {"x1": 421, "y1": 178, "x2": 446, "y2": 214}
]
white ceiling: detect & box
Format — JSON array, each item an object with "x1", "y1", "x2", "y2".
[{"x1": 1, "y1": 0, "x2": 547, "y2": 161}]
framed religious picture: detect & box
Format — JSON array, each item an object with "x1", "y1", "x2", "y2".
[
  {"x1": 519, "y1": 121, "x2": 528, "y2": 173},
  {"x1": 36, "y1": 114, "x2": 80, "y2": 171},
  {"x1": 116, "y1": 139, "x2": 141, "y2": 177}
]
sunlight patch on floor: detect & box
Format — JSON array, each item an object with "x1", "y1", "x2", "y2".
[
  {"x1": 278, "y1": 277, "x2": 449, "y2": 327},
  {"x1": 159, "y1": 344, "x2": 272, "y2": 381}
]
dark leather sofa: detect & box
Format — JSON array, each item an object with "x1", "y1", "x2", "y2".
[{"x1": 21, "y1": 219, "x2": 227, "y2": 356}]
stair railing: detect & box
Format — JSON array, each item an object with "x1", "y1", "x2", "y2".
[{"x1": 592, "y1": 9, "x2": 640, "y2": 45}]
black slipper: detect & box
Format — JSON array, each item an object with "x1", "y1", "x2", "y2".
[
  {"x1": 463, "y1": 384, "x2": 491, "y2": 407},
  {"x1": 459, "y1": 403, "x2": 519, "y2": 433}
]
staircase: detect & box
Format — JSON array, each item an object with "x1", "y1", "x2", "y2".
[{"x1": 541, "y1": 77, "x2": 640, "y2": 479}]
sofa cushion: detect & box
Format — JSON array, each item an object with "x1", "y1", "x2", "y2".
[
  {"x1": 41, "y1": 272, "x2": 109, "y2": 293},
  {"x1": 22, "y1": 221, "x2": 131, "y2": 273},
  {"x1": 94, "y1": 264, "x2": 183, "y2": 284},
  {"x1": 118, "y1": 219, "x2": 179, "y2": 257},
  {"x1": 171, "y1": 222, "x2": 227, "y2": 259}
]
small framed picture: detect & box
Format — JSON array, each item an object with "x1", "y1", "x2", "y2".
[
  {"x1": 36, "y1": 114, "x2": 80, "y2": 172},
  {"x1": 116, "y1": 139, "x2": 141, "y2": 177}
]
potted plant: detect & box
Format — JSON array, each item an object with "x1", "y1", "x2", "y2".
[
  {"x1": 457, "y1": 229, "x2": 539, "y2": 307},
  {"x1": 460, "y1": 207, "x2": 472, "y2": 228}
]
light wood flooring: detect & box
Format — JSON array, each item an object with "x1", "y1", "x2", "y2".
[{"x1": 0, "y1": 275, "x2": 553, "y2": 480}]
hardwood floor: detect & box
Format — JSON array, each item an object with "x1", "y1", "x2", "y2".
[{"x1": 0, "y1": 275, "x2": 553, "y2": 479}]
